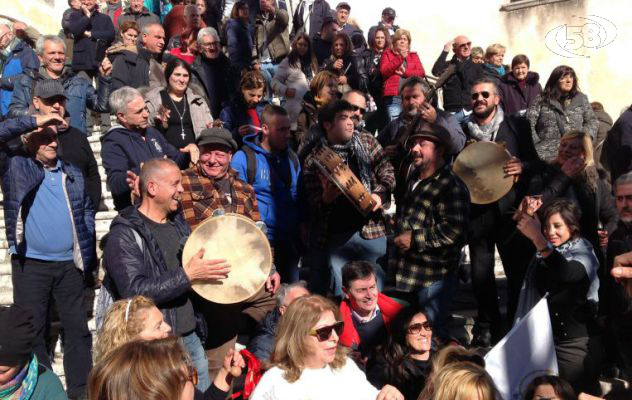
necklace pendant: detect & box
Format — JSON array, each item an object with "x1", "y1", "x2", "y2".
[{"x1": 181, "y1": 128, "x2": 186, "y2": 140}]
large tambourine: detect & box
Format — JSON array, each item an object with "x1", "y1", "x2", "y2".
[
  {"x1": 313, "y1": 146, "x2": 376, "y2": 216},
  {"x1": 182, "y1": 213, "x2": 272, "y2": 304},
  {"x1": 453, "y1": 141, "x2": 514, "y2": 205}
]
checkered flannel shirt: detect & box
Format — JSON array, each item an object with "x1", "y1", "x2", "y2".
[
  {"x1": 389, "y1": 164, "x2": 470, "y2": 291},
  {"x1": 180, "y1": 164, "x2": 261, "y2": 230},
  {"x1": 303, "y1": 132, "x2": 395, "y2": 248}
]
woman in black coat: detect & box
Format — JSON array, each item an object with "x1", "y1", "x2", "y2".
[
  {"x1": 324, "y1": 31, "x2": 368, "y2": 94},
  {"x1": 367, "y1": 307, "x2": 434, "y2": 400},
  {"x1": 499, "y1": 54, "x2": 542, "y2": 116},
  {"x1": 226, "y1": 0, "x2": 254, "y2": 73},
  {"x1": 363, "y1": 26, "x2": 391, "y2": 134}
]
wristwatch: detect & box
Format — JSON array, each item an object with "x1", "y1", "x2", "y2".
[{"x1": 537, "y1": 241, "x2": 554, "y2": 256}]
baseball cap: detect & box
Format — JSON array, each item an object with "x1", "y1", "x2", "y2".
[
  {"x1": 33, "y1": 79, "x2": 67, "y2": 100},
  {"x1": 196, "y1": 127, "x2": 238, "y2": 151},
  {"x1": 382, "y1": 7, "x2": 396, "y2": 19}
]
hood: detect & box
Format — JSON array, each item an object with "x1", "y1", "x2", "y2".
[
  {"x1": 594, "y1": 109, "x2": 613, "y2": 125},
  {"x1": 242, "y1": 133, "x2": 268, "y2": 155},
  {"x1": 502, "y1": 71, "x2": 540, "y2": 85},
  {"x1": 100, "y1": 124, "x2": 140, "y2": 141}
]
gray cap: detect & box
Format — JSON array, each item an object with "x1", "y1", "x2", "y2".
[
  {"x1": 196, "y1": 127, "x2": 238, "y2": 151},
  {"x1": 33, "y1": 79, "x2": 67, "y2": 100}
]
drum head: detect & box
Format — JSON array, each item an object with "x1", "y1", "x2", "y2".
[
  {"x1": 182, "y1": 214, "x2": 272, "y2": 304},
  {"x1": 453, "y1": 141, "x2": 513, "y2": 204}
]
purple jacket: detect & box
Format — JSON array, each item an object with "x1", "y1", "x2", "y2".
[{"x1": 498, "y1": 71, "x2": 542, "y2": 116}]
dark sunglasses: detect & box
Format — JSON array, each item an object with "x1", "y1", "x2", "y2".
[
  {"x1": 471, "y1": 91, "x2": 491, "y2": 100},
  {"x1": 350, "y1": 105, "x2": 366, "y2": 115},
  {"x1": 309, "y1": 321, "x2": 344, "y2": 342},
  {"x1": 456, "y1": 41, "x2": 472, "y2": 49},
  {"x1": 407, "y1": 321, "x2": 432, "y2": 334}
]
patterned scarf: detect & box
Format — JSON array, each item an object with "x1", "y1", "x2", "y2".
[
  {"x1": 321, "y1": 132, "x2": 372, "y2": 192},
  {"x1": 0, "y1": 355, "x2": 39, "y2": 400},
  {"x1": 466, "y1": 106, "x2": 505, "y2": 142}
]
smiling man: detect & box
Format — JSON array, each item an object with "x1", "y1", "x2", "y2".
[
  {"x1": 338, "y1": 261, "x2": 402, "y2": 362},
  {"x1": 179, "y1": 127, "x2": 280, "y2": 380}
]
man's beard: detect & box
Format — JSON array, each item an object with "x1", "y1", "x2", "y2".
[{"x1": 473, "y1": 103, "x2": 496, "y2": 120}]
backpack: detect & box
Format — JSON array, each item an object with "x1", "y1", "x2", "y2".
[{"x1": 241, "y1": 145, "x2": 299, "y2": 187}]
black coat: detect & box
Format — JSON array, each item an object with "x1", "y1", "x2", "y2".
[
  {"x1": 431, "y1": 52, "x2": 483, "y2": 113},
  {"x1": 102, "y1": 206, "x2": 192, "y2": 328},
  {"x1": 324, "y1": 53, "x2": 368, "y2": 93},
  {"x1": 68, "y1": 9, "x2": 115, "y2": 72},
  {"x1": 111, "y1": 46, "x2": 151, "y2": 91},
  {"x1": 57, "y1": 126, "x2": 102, "y2": 210},
  {"x1": 601, "y1": 107, "x2": 632, "y2": 183},
  {"x1": 290, "y1": 0, "x2": 332, "y2": 40},
  {"x1": 498, "y1": 71, "x2": 542, "y2": 116},
  {"x1": 367, "y1": 353, "x2": 430, "y2": 400},
  {"x1": 190, "y1": 54, "x2": 238, "y2": 119}
]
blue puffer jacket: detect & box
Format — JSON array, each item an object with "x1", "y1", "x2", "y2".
[
  {"x1": 219, "y1": 99, "x2": 269, "y2": 147},
  {"x1": 231, "y1": 134, "x2": 302, "y2": 242},
  {"x1": 8, "y1": 67, "x2": 111, "y2": 134},
  {"x1": 102, "y1": 205, "x2": 192, "y2": 329},
  {"x1": 0, "y1": 39, "x2": 39, "y2": 117},
  {"x1": 0, "y1": 116, "x2": 96, "y2": 272}
]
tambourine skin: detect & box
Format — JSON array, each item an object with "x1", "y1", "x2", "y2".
[
  {"x1": 452, "y1": 141, "x2": 514, "y2": 205},
  {"x1": 182, "y1": 213, "x2": 272, "y2": 304},
  {"x1": 313, "y1": 146, "x2": 376, "y2": 216}
]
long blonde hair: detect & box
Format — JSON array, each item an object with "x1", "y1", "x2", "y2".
[
  {"x1": 559, "y1": 130, "x2": 595, "y2": 167},
  {"x1": 88, "y1": 337, "x2": 191, "y2": 400},
  {"x1": 418, "y1": 346, "x2": 485, "y2": 400},
  {"x1": 430, "y1": 361, "x2": 499, "y2": 400},
  {"x1": 93, "y1": 296, "x2": 157, "y2": 364},
  {"x1": 270, "y1": 295, "x2": 349, "y2": 383}
]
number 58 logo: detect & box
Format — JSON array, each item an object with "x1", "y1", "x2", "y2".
[{"x1": 545, "y1": 15, "x2": 617, "y2": 58}]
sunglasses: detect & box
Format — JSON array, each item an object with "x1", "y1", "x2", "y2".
[
  {"x1": 471, "y1": 91, "x2": 491, "y2": 100},
  {"x1": 309, "y1": 321, "x2": 344, "y2": 342},
  {"x1": 350, "y1": 105, "x2": 366, "y2": 115},
  {"x1": 407, "y1": 321, "x2": 432, "y2": 334},
  {"x1": 456, "y1": 41, "x2": 472, "y2": 49}
]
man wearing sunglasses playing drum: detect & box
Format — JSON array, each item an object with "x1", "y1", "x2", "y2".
[{"x1": 462, "y1": 77, "x2": 540, "y2": 348}]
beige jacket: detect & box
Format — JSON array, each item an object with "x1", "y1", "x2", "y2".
[{"x1": 144, "y1": 86, "x2": 213, "y2": 138}]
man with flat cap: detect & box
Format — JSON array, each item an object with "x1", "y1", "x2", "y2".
[
  {"x1": 335, "y1": 2, "x2": 366, "y2": 52},
  {"x1": 0, "y1": 304, "x2": 67, "y2": 399},
  {"x1": 389, "y1": 120, "x2": 470, "y2": 343},
  {"x1": 180, "y1": 127, "x2": 279, "y2": 379},
  {"x1": 368, "y1": 7, "x2": 400, "y2": 43}
]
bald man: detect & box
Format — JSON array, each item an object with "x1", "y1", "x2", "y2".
[
  {"x1": 431, "y1": 34, "x2": 483, "y2": 123},
  {"x1": 102, "y1": 158, "x2": 229, "y2": 392}
]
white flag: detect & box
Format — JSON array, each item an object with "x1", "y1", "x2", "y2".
[{"x1": 484, "y1": 297, "x2": 558, "y2": 400}]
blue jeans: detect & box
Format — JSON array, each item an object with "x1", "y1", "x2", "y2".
[
  {"x1": 450, "y1": 108, "x2": 472, "y2": 124},
  {"x1": 384, "y1": 96, "x2": 402, "y2": 121},
  {"x1": 415, "y1": 272, "x2": 459, "y2": 341},
  {"x1": 181, "y1": 331, "x2": 210, "y2": 391},
  {"x1": 259, "y1": 61, "x2": 278, "y2": 100},
  {"x1": 327, "y1": 231, "x2": 387, "y2": 297}
]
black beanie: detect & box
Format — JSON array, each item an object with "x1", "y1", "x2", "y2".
[{"x1": 0, "y1": 304, "x2": 37, "y2": 366}]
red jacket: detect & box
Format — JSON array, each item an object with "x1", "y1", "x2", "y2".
[
  {"x1": 379, "y1": 48, "x2": 425, "y2": 97},
  {"x1": 339, "y1": 292, "x2": 403, "y2": 348}
]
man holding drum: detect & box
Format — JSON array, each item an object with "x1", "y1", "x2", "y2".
[
  {"x1": 179, "y1": 127, "x2": 280, "y2": 379},
  {"x1": 303, "y1": 99, "x2": 395, "y2": 297}
]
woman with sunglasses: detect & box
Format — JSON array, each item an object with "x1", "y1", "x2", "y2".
[
  {"x1": 93, "y1": 296, "x2": 245, "y2": 399},
  {"x1": 251, "y1": 295, "x2": 405, "y2": 400},
  {"x1": 516, "y1": 199, "x2": 604, "y2": 395},
  {"x1": 367, "y1": 307, "x2": 434, "y2": 400},
  {"x1": 527, "y1": 65, "x2": 598, "y2": 162}
]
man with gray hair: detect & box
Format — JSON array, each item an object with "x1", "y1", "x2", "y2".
[
  {"x1": 9, "y1": 34, "x2": 111, "y2": 134},
  {"x1": 101, "y1": 86, "x2": 199, "y2": 210},
  {"x1": 111, "y1": 22, "x2": 166, "y2": 91},
  {"x1": 247, "y1": 281, "x2": 310, "y2": 361},
  {"x1": 0, "y1": 19, "x2": 39, "y2": 118},
  {"x1": 190, "y1": 27, "x2": 238, "y2": 118}
]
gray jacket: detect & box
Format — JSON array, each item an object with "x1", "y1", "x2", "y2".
[
  {"x1": 253, "y1": 8, "x2": 291, "y2": 63},
  {"x1": 144, "y1": 86, "x2": 213, "y2": 137},
  {"x1": 527, "y1": 92, "x2": 598, "y2": 162}
]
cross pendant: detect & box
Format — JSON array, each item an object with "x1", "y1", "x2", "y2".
[{"x1": 181, "y1": 128, "x2": 186, "y2": 140}]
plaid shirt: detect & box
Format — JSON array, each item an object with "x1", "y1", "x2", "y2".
[
  {"x1": 389, "y1": 164, "x2": 470, "y2": 291},
  {"x1": 180, "y1": 164, "x2": 260, "y2": 230},
  {"x1": 303, "y1": 132, "x2": 395, "y2": 248}
]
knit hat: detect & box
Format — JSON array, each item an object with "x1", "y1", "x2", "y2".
[{"x1": 0, "y1": 304, "x2": 37, "y2": 366}]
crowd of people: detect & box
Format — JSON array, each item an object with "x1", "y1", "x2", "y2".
[{"x1": 1, "y1": 0, "x2": 632, "y2": 399}]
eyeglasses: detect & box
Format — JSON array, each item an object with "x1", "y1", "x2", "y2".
[
  {"x1": 456, "y1": 41, "x2": 472, "y2": 49},
  {"x1": 407, "y1": 321, "x2": 432, "y2": 335},
  {"x1": 471, "y1": 91, "x2": 491, "y2": 100},
  {"x1": 309, "y1": 321, "x2": 344, "y2": 342},
  {"x1": 350, "y1": 105, "x2": 366, "y2": 115},
  {"x1": 200, "y1": 41, "x2": 219, "y2": 48}
]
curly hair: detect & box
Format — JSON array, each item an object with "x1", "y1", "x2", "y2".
[
  {"x1": 93, "y1": 296, "x2": 157, "y2": 364},
  {"x1": 270, "y1": 295, "x2": 349, "y2": 383}
]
